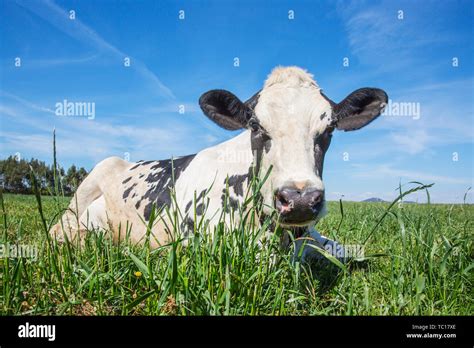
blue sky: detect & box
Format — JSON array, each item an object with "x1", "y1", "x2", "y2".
[{"x1": 0, "y1": 0, "x2": 473, "y2": 203}]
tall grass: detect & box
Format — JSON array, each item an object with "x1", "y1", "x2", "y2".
[
  {"x1": 1, "y1": 184, "x2": 472, "y2": 315},
  {"x1": 1, "y1": 134, "x2": 472, "y2": 315}
]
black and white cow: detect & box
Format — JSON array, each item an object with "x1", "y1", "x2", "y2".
[{"x1": 51, "y1": 66, "x2": 387, "y2": 259}]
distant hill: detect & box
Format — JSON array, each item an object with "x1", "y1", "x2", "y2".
[
  {"x1": 362, "y1": 197, "x2": 418, "y2": 204},
  {"x1": 362, "y1": 197, "x2": 386, "y2": 203}
]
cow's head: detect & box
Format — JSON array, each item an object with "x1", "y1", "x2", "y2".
[{"x1": 199, "y1": 66, "x2": 387, "y2": 227}]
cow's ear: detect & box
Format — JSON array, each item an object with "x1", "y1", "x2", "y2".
[
  {"x1": 332, "y1": 88, "x2": 388, "y2": 131},
  {"x1": 199, "y1": 89, "x2": 252, "y2": 130}
]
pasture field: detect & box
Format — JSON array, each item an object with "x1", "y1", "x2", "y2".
[{"x1": 1, "y1": 191, "x2": 473, "y2": 315}]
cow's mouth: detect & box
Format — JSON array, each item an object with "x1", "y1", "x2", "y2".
[
  {"x1": 275, "y1": 203, "x2": 320, "y2": 227},
  {"x1": 277, "y1": 216, "x2": 317, "y2": 227}
]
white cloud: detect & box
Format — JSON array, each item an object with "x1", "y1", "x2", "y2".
[
  {"x1": 0, "y1": 91, "x2": 55, "y2": 114},
  {"x1": 338, "y1": 1, "x2": 453, "y2": 71},
  {"x1": 390, "y1": 129, "x2": 432, "y2": 155},
  {"x1": 14, "y1": 0, "x2": 174, "y2": 99},
  {"x1": 0, "y1": 92, "x2": 224, "y2": 168}
]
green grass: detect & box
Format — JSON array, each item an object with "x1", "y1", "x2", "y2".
[{"x1": 1, "y1": 190, "x2": 473, "y2": 315}]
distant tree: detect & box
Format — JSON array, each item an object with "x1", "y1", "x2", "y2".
[
  {"x1": 65, "y1": 164, "x2": 78, "y2": 195},
  {"x1": 0, "y1": 156, "x2": 88, "y2": 196},
  {"x1": 78, "y1": 167, "x2": 88, "y2": 182},
  {"x1": 0, "y1": 156, "x2": 28, "y2": 193}
]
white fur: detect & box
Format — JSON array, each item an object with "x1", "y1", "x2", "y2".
[{"x1": 264, "y1": 66, "x2": 319, "y2": 89}]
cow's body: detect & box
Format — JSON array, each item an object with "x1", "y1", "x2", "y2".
[
  {"x1": 51, "y1": 131, "x2": 256, "y2": 247},
  {"x1": 51, "y1": 66, "x2": 387, "y2": 260}
]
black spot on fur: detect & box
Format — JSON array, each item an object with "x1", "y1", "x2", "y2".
[
  {"x1": 150, "y1": 162, "x2": 163, "y2": 170},
  {"x1": 320, "y1": 112, "x2": 327, "y2": 120},
  {"x1": 122, "y1": 183, "x2": 137, "y2": 200},
  {"x1": 250, "y1": 124, "x2": 272, "y2": 170},
  {"x1": 180, "y1": 216, "x2": 194, "y2": 237},
  {"x1": 229, "y1": 197, "x2": 239, "y2": 210},
  {"x1": 313, "y1": 131, "x2": 332, "y2": 178},
  {"x1": 264, "y1": 139, "x2": 271, "y2": 154},
  {"x1": 184, "y1": 189, "x2": 207, "y2": 213},
  {"x1": 226, "y1": 174, "x2": 248, "y2": 197},
  {"x1": 122, "y1": 177, "x2": 132, "y2": 184},
  {"x1": 195, "y1": 203, "x2": 205, "y2": 215},
  {"x1": 221, "y1": 189, "x2": 240, "y2": 213},
  {"x1": 141, "y1": 154, "x2": 196, "y2": 221},
  {"x1": 185, "y1": 201, "x2": 192, "y2": 213}
]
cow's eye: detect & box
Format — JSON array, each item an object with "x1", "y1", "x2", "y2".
[
  {"x1": 249, "y1": 119, "x2": 260, "y2": 132},
  {"x1": 314, "y1": 131, "x2": 332, "y2": 151},
  {"x1": 248, "y1": 119, "x2": 271, "y2": 141}
]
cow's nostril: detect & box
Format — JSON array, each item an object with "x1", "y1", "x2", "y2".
[
  {"x1": 275, "y1": 192, "x2": 288, "y2": 204},
  {"x1": 309, "y1": 191, "x2": 324, "y2": 208},
  {"x1": 313, "y1": 195, "x2": 322, "y2": 203},
  {"x1": 275, "y1": 189, "x2": 294, "y2": 214}
]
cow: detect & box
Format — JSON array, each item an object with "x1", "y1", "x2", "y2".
[{"x1": 50, "y1": 66, "x2": 387, "y2": 261}]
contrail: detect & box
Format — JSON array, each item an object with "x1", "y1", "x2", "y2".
[{"x1": 14, "y1": 0, "x2": 175, "y2": 100}]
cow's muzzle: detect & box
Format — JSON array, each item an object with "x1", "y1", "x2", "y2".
[{"x1": 274, "y1": 187, "x2": 324, "y2": 225}]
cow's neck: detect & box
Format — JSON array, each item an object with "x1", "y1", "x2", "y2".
[
  {"x1": 208, "y1": 129, "x2": 255, "y2": 174},
  {"x1": 204, "y1": 129, "x2": 260, "y2": 196}
]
